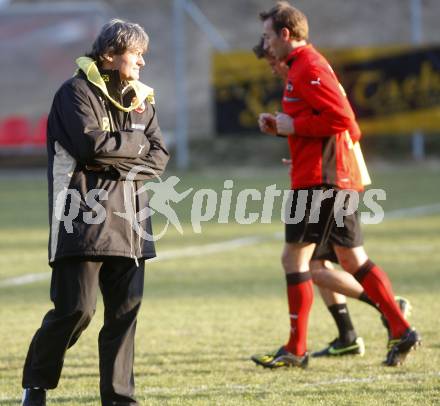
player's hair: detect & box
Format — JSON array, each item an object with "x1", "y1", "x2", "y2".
[
  {"x1": 87, "y1": 19, "x2": 149, "y2": 61},
  {"x1": 252, "y1": 36, "x2": 267, "y2": 59},
  {"x1": 259, "y1": 1, "x2": 308, "y2": 41}
]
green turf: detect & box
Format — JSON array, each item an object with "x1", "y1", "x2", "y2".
[{"x1": 0, "y1": 165, "x2": 439, "y2": 405}]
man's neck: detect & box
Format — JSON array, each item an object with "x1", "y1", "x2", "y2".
[
  {"x1": 287, "y1": 39, "x2": 307, "y2": 54},
  {"x1": 101, "y1": 61, "x2": 123, "y2": 82}
]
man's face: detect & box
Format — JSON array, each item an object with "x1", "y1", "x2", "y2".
[
  {"x1": 265, "y1": 51, "x2": 277, "y2": 70},
  {"x1": 266, "y1": 54, "x2": 288, "y2": 79},
  {"x1": 110, "y1": 48, "x2": 146, "y2": 81},
  {"x1": 262, "y1": 18, "x2": 287, "y2": 61}
]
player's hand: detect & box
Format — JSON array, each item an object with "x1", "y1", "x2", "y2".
[
  {"x1": 281, "y1": 158, "x2": 292, "y2": 167},
  {"x1": 258, "y1": 113, "x2": 277, "y2": 136},
  {"x1": 275, "y1": 112, "x2": 294, "y2": 135}
]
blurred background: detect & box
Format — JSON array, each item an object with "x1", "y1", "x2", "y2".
[{"x1": 0, "y1": 0, "x2": 440, "y2": 169}]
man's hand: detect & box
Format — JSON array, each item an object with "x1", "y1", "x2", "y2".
[
  {"x1": 281, "y1": 158, "x2": 292, "y2": 167},
  {"x1": 275, "y1": 112, "x2": 294, "y2": 135},
  {"x1": 282, "y1": 158, "x2": 292, "y2": 172},
  {"x1": 258, "y1": 113, "x2": 277, "y2": 136}
]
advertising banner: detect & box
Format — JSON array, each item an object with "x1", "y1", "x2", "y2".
[{"x1": 212, "y1": 45, "x2": 440, "y2": 135}]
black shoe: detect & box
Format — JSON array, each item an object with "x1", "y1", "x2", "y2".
[
  {"x1": 381, "y1": 296, "x2": 412, "y2": 339},
  {"x1": 384, "y1": 328, "x2": 421, "y2": 366},
  {"x1": 312, "y1": 336, "x2": 365, "y2": 357},
  {"x1": 251, "y1": 346, "x2": 309, "y2": 369},
  {"x1": 22, "y1": 388, "x2": 46, "y2": 406}
]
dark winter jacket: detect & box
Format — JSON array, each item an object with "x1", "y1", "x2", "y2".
[{"x1": 47, "y1": 57, "x2": 169, "y2": 265}]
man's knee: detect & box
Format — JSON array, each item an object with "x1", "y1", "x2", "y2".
[
  {"x1": 281, "y1": 249, "x2": 291, "y2": 271},
  {"x1": 310, "y1": 267, "x2": 326, "y2": 286},
  {"x1": 337, "y1": 256, "x2": 355, "y2": 273},
  {"x1": 281, "y1": 243, "x2": 315, "y2": 272},
  {"x1": 73, "y1": 306, "x2": 95, "y2": 329},
  {"x1": 310, "y1": 260, "x2": 333, "y2": 285},
  {"x1": 114, "y1": 298, "x2": 143, "y2": 321},
  {"x1": 281, "y1": 248, "x2": 300, "y2": 272},
  {"x1": 334, "y1": 245, "x2": 368, "y2": 274},
  {"x1": 66, "y1": 307, "x2": 95, "y2": 349}
]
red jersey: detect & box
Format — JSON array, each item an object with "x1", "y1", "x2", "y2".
[{"x1": 282, "y1": 44, "x2": 363, "y2": 191}]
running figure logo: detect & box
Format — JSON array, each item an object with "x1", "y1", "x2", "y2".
[
  {"x1": 139, "y1": 176, "x2": 193, "y2": 234},
  {"x1": 115, "y1": 165, "x2": 193, "y2": 241}
]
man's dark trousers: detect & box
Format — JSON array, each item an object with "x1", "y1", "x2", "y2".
[{"x1": 22, "y1": 257, "x2": 145, "y2": 405}]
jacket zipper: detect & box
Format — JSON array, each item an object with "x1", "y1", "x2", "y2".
[
  {"x1": 103, "y1": 97, "x2": 139, "y2": 267},
  {"x1": 122, "y1": 179, "x2": 138, "y2": 267},
  {"x1": 105, "y1": 100, "x2": 116, "y2": 132},
  {"x1": 131, "y1": 181, "x2": 140, "y2": 267},
  {"x1": 135, "y1": 182, "x2": 142, "y2": 258}
]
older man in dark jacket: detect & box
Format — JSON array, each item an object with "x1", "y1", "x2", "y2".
[{"x1": 22, "y1": 19, "x2": 169, "y2": 406}]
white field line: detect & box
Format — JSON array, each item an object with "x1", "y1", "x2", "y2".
[
  {"x1": 137, "y1": 372, "x2": 440, "y2": 395},
  {"x1": 1, "y1": 203, "x2": 439, "y2": 289},
  {"x1": 0, "y1": 235, "x2": 279, "y2": 288},
  {"x1": 149, "y1": 234, "x2": 279, "y2": 262}
]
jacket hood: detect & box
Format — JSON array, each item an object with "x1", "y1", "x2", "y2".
[{"x1": 76, "y1": 56, "x2": 155, "y2": 112}]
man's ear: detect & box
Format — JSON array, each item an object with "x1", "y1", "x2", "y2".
[
  {"x1": 102, "y1": 53, "x2": 113, "y2": 62},
  {"x1": 280, "y1": 27, "x2": 290, "y2": 41}
]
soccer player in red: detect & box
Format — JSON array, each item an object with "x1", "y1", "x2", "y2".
[
  {"x1": 252, "y1": 37, "x2": 412, "y2": 358},
  {"x1": 251, "y1": 1, "x2": 421, "y2": 368}
]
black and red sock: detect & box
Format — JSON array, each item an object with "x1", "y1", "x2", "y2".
[
  {"x1": 358, "y1": 291, "x2": 380, "y2": 311},
  {"x1": 354, "y1": 260, "x2": 410, "y2": 338},
  {"x1": 284, "y1": 271, "x2": 314, "y2": 356}
]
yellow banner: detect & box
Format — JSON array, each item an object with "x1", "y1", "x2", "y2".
[{"x1": 212, "y1": 45, "x2": 440, "y2": 135}]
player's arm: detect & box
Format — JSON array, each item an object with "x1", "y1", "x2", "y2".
[{"x1": 285, "y1": 66, "x2": 356, "y2": 137}]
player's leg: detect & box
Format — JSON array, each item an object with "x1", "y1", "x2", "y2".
[
  {"x1": 251, "y1": 242, "x2": 314, "y2": 369},
  {"x1": 311, "y1": 262, "x2": 404, "y2": 315},
  {"x1": 310, "y1": 249, "x2": 411, "y2": 338},
  {"x1": 333, "y1": 244, "x2": 421, "y2": 366},
  {"x1": 98, "y1": 257, "x2": 144, "y2": 404},
  {"x1": 312, "y1": 260, "x2": 363, "y2": 298},
  {"x1": 282, "y1": 242, "x2": 316, "y2": 356},
  {"x1": 312, "y1": 259, "x2": 364, "y2": 357},
  {"x1": 22, "y1": 259, "x2": 100, "y2": 398},
  {"x1": 333, "y1": 245, "x2": 407, "y2": 336},
  {"x1": 329, "y1": 194, "x2": 421, "y2": 366},
  {"x1": 251, "y1": 189, "x2": 317, "y2": 369},
  {"x1": 310, "y1": 243, "x2": 378, "y2": 307}
]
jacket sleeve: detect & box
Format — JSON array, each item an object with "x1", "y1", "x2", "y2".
[
  {"x1": 108, "y1": 103, "x2": 170, "y2": 180},
  {"x1": 293, "y1": 66, "x2": 357, "y2": 137},
  {"x1": 53, "y1": 81, "x2": 150, "y2": 164}
]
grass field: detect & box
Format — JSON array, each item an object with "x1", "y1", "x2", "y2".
[{"x1": 0, "y1": 164, "x2": 439, "y2": 405}]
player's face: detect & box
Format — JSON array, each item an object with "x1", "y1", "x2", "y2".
[
  {"x1": 110, "y1": 48, "x2": 146, "y2": 81},
  {"x1": 268, "y1": 56, "x2": 288, "y2": 79},
  {"x1": 265, "y1": 52, "x2": 278, "y2": 72},
  {"x1": 262, "y1": 18, "x2": 287, "y2": 61}
]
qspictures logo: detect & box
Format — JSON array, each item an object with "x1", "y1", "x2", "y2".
[{"x1": 55, "y1": 165, "x2": 386, "y2": 241}]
